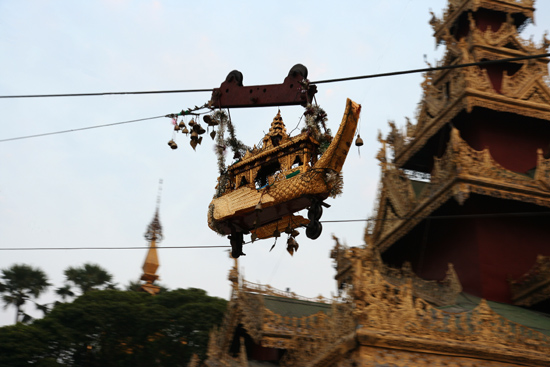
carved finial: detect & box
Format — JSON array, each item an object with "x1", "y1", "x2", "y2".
[{"x1": 263, "y1": 110, "x2": 288, "y2": 148}]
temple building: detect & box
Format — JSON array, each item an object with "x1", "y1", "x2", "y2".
[{"x1": 202, "y1": 0, "x2": 550, "y2": 366}]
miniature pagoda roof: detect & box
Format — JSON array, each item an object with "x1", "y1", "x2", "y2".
[
  {"x1": 229, "y1": 112, "x2": 319, "y2": 171},
  {"x1": 262, "y1": 110, "x2": 287, "y2": 146}
]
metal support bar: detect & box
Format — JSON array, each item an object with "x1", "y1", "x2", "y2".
[{"x1": 209, "y1": 64, "x2": 317, "y2": 109}]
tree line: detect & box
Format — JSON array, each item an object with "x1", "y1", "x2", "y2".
[
  {"x1": 0, "y1": 263, "x2": 227, "y2": 366},
  {"x1": 0, "y1": 263, "x2": 117, "y2": 324}
]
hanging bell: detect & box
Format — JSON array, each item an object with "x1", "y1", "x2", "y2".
[
  {"x1": 255, "y1": 201, "x2": 263, "y2": 212},
  {"x1": 190, "y1": 139, "x2": 198, "y2": 150},
  {"x1": 182, "y1": 126, "x2": 189, "y2": 134},
  {"x1": 197, "y1": 125, "x2": 206, "y2": 135},
  {"x1": 198, "y1": 136, "x2": 203, "y2": 145},
  {"x1": 355, "y1": 134, "x2": 364, "y2": 147},
  {"x1": 188, "y1": 119, "x2": 195, "y2": 126},
  {"x1": 203, "y1": 115, "x2": 218, "y2": 126},
  {"x1": 174, "y1": 124, "x2": 181, "y2": 131},
  {"x1": 210, "y1": 130, "x2": 216, "y2": 140},
  {"x1": 233, "y1": 151, "x2": 241, "y2": 160},
  {"x1": 190, "y1": 131, "x2": 198, "y2": 140},
  {"x1": 178, "y1": 121, "x2": 186, "y2": 128},
  {"x1": 168, "y1": 140, "x2": 178, "y2": 150},
  {"x1": 273, "y1": 228, "x2": 281, "y2": 238},
  {"x1": 286, "y1": 237, "x2": 299, "y2": 256}
]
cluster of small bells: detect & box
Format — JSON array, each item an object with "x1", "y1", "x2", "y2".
[{"x1": 168, "y1": 115, "x2": 220, "y2": 151}]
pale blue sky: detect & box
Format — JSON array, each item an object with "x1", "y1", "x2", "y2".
[{"x1": 1, "y1": 0, "x2": 549, "y2": 325}]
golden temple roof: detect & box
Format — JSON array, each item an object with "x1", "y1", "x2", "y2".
[{"x1": 230, "y1": 112, "x2": 319, "y2": 171}]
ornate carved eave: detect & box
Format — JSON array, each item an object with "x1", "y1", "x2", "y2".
[
  {"x1": 394, "y1": 64, "x2": 550, "y2": 168},
  {"x1": 431, "y1": 0, "x2": 535, "y2": 44},
  {"x1": 510, "y1": 255, "x2": 550, "y2": 306},
  {"x1": 348, "y1": 246, "x2": 550, "y2": 366},
  {"x1": 373, "y1": 128, "x2": 550, "y2": 251},
  {"x1": 469, "y1": 20, "x2": 549, "y2": 57},
  {"x1": 331, "y1": 238, "x2": 462, "y2": 307}
]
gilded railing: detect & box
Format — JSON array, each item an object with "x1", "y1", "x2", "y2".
[{"x1": 241, "y1": 279, "x2": 331, "y2": 304}]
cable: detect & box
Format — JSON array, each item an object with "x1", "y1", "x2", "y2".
[
  {"x1": 2, "y1": 53, "x2": 548, "y2": 142},
  {"x1": 311, "y1": 53, "x2": 550, "y2": 84},
  {"x1": 0, "y1": 115, "x2": 165, "y2": 143},
  {"x1": 1, "y1": 54, "x2": 548, "y2": 99},
  {"x1": 321, "y1": 210, "x2": 550, "y2": 223},
  {"x1": 0, "y1": 245, "x2": 230, "y2": 251},
  {"x1": 2, "y1": 211, "x2": 550, "y2": 251},
  {"x1": 0, "y1": 88, "x2": 213, "y2": 99}
]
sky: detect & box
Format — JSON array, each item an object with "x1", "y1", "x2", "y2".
[{"x1": 1, "y1": 0, "x2": 549, "y2": 326}]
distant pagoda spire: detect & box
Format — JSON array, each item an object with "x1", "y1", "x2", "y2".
[{"x1": 140, "y1": 180, "x2": 164, "y2": 295}]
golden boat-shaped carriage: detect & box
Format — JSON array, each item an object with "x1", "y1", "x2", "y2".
[{"x1": 208, "y1": 99, "x2": 361, "y2": 257}]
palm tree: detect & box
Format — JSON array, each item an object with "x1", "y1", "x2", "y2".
[
  {"x1": 0, "y1": 264, "x2": 51, "y2": 323},
  {"x1": 56, "y1": 263, "x2": 115, "y2": 297}
]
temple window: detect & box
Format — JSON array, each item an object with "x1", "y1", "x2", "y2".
[
  {"x1": 291, "y1": 155, "x2": 303, "y2": 169},
  {"x1": 271, "y1": 135, "x2": 282, "y2": 147},
  {"x1": 255, "y1": 161, "x2": 281, "y2": 189},
  {"x1": 239, "y1": 176, "x2": 249, "y2": 187}
]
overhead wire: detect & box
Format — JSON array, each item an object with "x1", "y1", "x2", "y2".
[
  {"x1": 0, "y1": 115, "x2": 166, "y2": 143},
  {"x1": 311, "y1": 53, "x2": 550, "y2": 84},
  {"x1": 0, "y1": 88, "x2": 213, "y2": 99},
  {"x1": 0, "y1": 245, "x2": 230, "y2": 251},
  {"x1": 2, "y1": 53, "x2": 549, "y2": 144},
  {"x1": 320, "y1": 210, "x2": 550, "y2": 223},
  {"x1": 1, "y1": 211, "x2": 550, "y2": 251},
  {"x1": 1, "y1": 53, "x2": 548, "y2": 144},
  {"x1": 0, "y1": 53, "x2": 548, "y2": 100}
]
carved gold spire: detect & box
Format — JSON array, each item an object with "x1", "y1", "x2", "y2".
[
  {"x1": 140, "y1": 180, "x2": 163, "y2": 295},
  {"x1": 262, "y1": 110, "x2": 288, "y2": 148}
]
